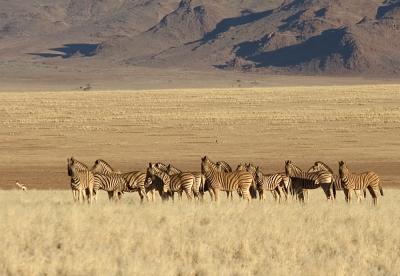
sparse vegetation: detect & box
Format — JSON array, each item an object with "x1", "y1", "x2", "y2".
[
  {"x1": 0, "y1": 85, "x2": 398, "y2": 189},
  {"x1": 0, "y1": 190, "x2": 399, "y2": 275}
]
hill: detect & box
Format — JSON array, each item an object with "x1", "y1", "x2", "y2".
[{"x1": 0, "y1": 0, "x2": 399, "y2": 76}]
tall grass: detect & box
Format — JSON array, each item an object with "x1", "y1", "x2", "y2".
[{"x1": 1, "y1": 190, "x2": 399, "y2": 275}]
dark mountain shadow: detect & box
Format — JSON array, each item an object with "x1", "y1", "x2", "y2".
[
  {"x1": 29, "y1": 43, "x2": 100, "y2": 58},
  {"x1": 236, "y1": 28, "x2": 353, "y2": 68},
  {"x1": 200, "y1": 9, "x2": 274, "y2": 44},
  {"x1": 376, "y1": 1, "x2": 400, "y2": 19}
]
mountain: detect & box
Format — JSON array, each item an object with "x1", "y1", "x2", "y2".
[{"x1": 0, "y1": 0, "x2": 399, "y2": 76}]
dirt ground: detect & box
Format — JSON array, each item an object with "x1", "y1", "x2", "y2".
[{"x1": 0, "y1": 84, "x2": 399, "y2": 190}]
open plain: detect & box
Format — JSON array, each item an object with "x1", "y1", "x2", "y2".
[
  {"x1": 0, "y1": 84, "x2": 399, "y2": 190},
  {"x1": 1, "y1": 190, "x2": 400, "y2": 275},
  {"x1": 1, "y1": 83, "x2": 399, "y2": 275}
]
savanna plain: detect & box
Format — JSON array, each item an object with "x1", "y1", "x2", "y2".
[{"x1": 1, "y1": 84, "x2": 400, "y2": 275}]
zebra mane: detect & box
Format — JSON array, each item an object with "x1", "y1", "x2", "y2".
[
  {"x1": 94, "y1": 159, "x2": 115, "y2": 172},
  {"x1": 155, "y1": 162, "x2": 168, "y2": 171},
  {"x1": 167, "y1": 164, "x2": 181, "y2": 174},
  {"x1": 286, "y1": 161, "x2": 304, "y2": 173},
  {"x1": 314, "y1": 161, "x2": 334, "y2": 174},
  {"x1": 71, "y1": 157, "x2": 89, "y2": 170},
  {"x1": 216, "y1": 160, "x2": 232, "y2": 172}
]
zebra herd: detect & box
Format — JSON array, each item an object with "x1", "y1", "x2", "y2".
[{"x1": 67, "y1": 156, "x2": 383, "y2": 205}]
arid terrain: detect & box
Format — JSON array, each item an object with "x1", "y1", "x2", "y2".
[
  {"x1": 1, "y1": 84, "x2": 399, "y2": 190},
  {"x1": 1, "y1": 0, "x2": 400, "y2": 275},
  {"x1": 1, "y1": 190, "x2": 400, "y2": 275}
]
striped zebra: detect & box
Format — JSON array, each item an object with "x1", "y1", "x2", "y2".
[
  {"x1": 285, "y1": 160, "x2": 334, "y2": 202},
  {"x1": 216, "y1": 161, "x2": 232, "y2": 172},
  {"x1": 338, "y1": 161, "x2": 382, "y2": 205},
  {"x1": 155, "y1": 163, "x2": 205, "y2": 200},
  {"x1": 67, "y1": 157, "x2": 94, "y2": 204},
  {"x1": 308, "y1": 161, "x2": 364, "y2": 202},
  {"x1": 235, "y1": 163, "x2": 257, "y2": 199},
  {"x1": 254, "y1": 167, "x2": 287, "y2": 201},
  {"x1": 244, "y1": 163, "x2": 287, "y2": 200},
  {"x1": 147, "y1": 163, "x2": 194, "y2": 200},
  {"x1": 68, "y1": 157, "x2": 90, "y2": 201},
  {"x1": 201, "y1": 156, "x2": 253, "y2": 201},
  {"x1": 91, "y1": 159, "x2": 148, "y2": 202},
  {"x1": 93, "y1": 173, "x2": 128, "y2": 201}
]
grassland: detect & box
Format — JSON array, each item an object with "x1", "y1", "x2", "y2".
[
  {"x1": 0, "y1": 84, "x2": 399, "y2": 189},
  {"x1": 1, "y1": 190, "x2": 399, "y2": 275}
]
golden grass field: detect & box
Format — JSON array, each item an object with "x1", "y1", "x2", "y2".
[
  {"x1": 0, "y1": 84, "x2": 399, "y2": 275},
  {"x1": 0, "y1": 84, "x2": 399, "y2": 189},
  {"x1": 1, "y1": 190, "x2": 399, "y2": 275}
]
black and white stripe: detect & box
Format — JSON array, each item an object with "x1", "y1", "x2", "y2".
[
  {"x1": 67, "y1": 157, "x2": 94, "y2": 204},
  {"x1": 201, "y1": 156, "x2": 253, "y2": 201},
  {"x1": 91, "y1": 159, "x2": 148, "y2": 202},
  {"x1": 147, "y1": 163, "x2": 195, "y2": 201},
  {"x1": 338, "y1": 161, "x2": 382, "y2": 205},
  {"x1": 285, "y1": 160, "x2": 334, "y2": 202}
]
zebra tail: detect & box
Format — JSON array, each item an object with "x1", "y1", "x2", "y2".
[
  {"x1": 363, "y1": 188, "x2": 367, "y2": 198},
  {"x1": 379, "y1": 186, "x2": 384, "y2": 196},
  {"x1": 332, "y1": 182, "x2": 336, "y2": 199}
]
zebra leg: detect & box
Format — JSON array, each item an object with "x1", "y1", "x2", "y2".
[
  {"x1": 185, "y1": 188, "x2": 193, "y2": 201},
  {"x1": 208, "y1": 189, "x2": 214, "y2": 201},
  {"x1": 279, "y1": 186, "x2": 288, "y2": 201},
  {"x1": 72, "y1": 189, "x2": 77, "y2": 202},
  {"x1": 240, "y1": 187, "x2": 251, "y2": 202},
  {"x1": 297, "y1": 189, "x2": 305, "y2": 203},
  {"x1": 367, "y1": 186, "x2": 378, "y2": 205},
  {"x1": 88, "y1": 188, "x2": 93, "y2": 205},
  {"x1": 354, "y1": 190, "x2": 362, "y2": 203},
  {"x1": 107, "y1": 191, "x2": 114, "y2": 201},
  {"x1": 213, "y1": 188, "x2": 219, "y2": 202},
  {"x1": 78, "y1": 189, "x2": 84, "y2": 203},
  {"x1": 259, "y1": 190, "x2": 263, "y2": 201},
  {"x1": 321, "y1": 184, "x2": 332, "y2": 200},
  {"x1": 275, "y1": 187, "x2": 281, "y2": 203}
]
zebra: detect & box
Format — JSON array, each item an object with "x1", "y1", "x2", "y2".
[
  {"x1": 67, "y1": 157, "x2": 94, "y2": 204},
  {"x1": 93, "y1": 173, "x2": 128, "y2": 201},
  {"x1": 235, "y1": 163, "x2": 257, "y2": 199},
  {"x1": 68, "y1": 157, "x2": 91, "y2": 201},
  {"x1": 147, "y1": 163, "x2": 194, "y2": 200},
  {"x1": 155, "y1": 163, "x2": 205, "y2": 200},
  {"x1": 201, "y1": 156, "x2": 253, "y2": 201},
  {"x1": 91, "y1": 159, "x2": 148, "y2": 202},
  {"x1": 338, "y1": 161, "x2": 382, "y2": 205},
  {"x1": 308, "y1": 161, "x2": 364, "y2": 202},
  {"x1": 244, "y1": 163, "x2": 287, "y2": 200},
  {"x1": 285, "y1": 160, "x2": 334, "y2": 202},
  {"x1": 254, "y1": 167, "x2": 287, "y2": 201},
  {"x1": 216, "y1": 161, "x2": 232, "y2": 172}
]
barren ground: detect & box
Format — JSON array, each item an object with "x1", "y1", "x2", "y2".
[{"x1": 1, "y1": 84, "x2": 399, "y2": 191}]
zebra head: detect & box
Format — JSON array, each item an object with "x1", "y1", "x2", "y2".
[
  {"x1": 255, "y1": 166, "x2": 263, "y2": 185},
  {"x1": 285, "y1": 160, "x2": 300, "y2": 177},
  {"x1": 245, "y1": 163, "x2": 257, "y2": 175},
  {"x1": 155, "y1": 162, "x2": 168, "y2": 172},
  {"x1": 338, "y1": 161, "x2": 348, "y2": 178},
  {"x1": 307, "y1": 164, "x2": 320, "y2": 173},
  {"x1": 91, "y1": 159, "x2": 114, "y2": 174},
  {"x1": 236, "y1": 164, "x2": 245, "y2": 171},
  {"x1": 201, "y1": 156, "x2": 210, "y2": 174}
]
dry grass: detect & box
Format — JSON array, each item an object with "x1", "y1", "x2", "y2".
[
  {"x1": 0, "y1": 85, "x2": 399, "y2": 189},
  {"x1": 1, "y1": 190, "x2": 399, "y2": 275}
]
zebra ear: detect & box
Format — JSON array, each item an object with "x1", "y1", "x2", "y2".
[{"x1": 149, "y1": 162, "x2": 152, "y2": 167}]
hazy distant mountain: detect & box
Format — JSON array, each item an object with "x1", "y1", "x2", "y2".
[{"x1": 1, "y1": 0, "x2": 399, "y2": 75}]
